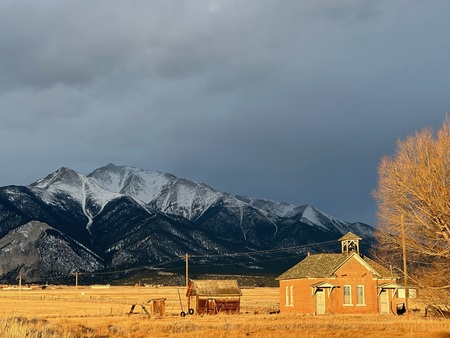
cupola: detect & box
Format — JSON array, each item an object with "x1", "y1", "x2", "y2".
[{"x1": 338, "y1": 232, "x2": 362, "y2": 254}]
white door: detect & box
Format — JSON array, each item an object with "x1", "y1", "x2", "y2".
[
  {"x1": 379, "y1": 290, "x2": 389, "y2": 314},
  {"x1": 316, "y1": 289, "x2": 326, "y2": 314}
]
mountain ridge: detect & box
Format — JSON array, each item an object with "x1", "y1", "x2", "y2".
[{"x1": 0, "y1": 163, "x2": 375, "y2": 284}]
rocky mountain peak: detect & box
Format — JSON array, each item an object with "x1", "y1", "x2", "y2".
[{"x1": 30, "y1": 167, "x2": 82, "y2": 189}]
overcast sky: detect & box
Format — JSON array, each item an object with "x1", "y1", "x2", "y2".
[{"x1": 1, "y1": 1, "x2": 449, "y2": 226}]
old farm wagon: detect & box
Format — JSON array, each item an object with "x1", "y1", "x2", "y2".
[{"x1": 186, "y1": 280, "x2": 242, "y2": 315}]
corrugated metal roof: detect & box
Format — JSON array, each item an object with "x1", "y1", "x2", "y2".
[{"x1": 186, "y1": 280, "x2": 242, "y2": 297}]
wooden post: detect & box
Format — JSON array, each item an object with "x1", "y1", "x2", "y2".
[
  {"x1": 76, "y1": 271, "x2": 79, "y2": 291},
  {"x1": 185, "y1": 253, "x2": 190, "y2": 311},
  {"x1": 185, "y1": 253, "x2": 189, "y2": 288},
  {"x1": 401, "y1": 214, "x2": 409, "y2": 319},
  {"x1": 18, "y1": 275, "x2": 22, "y2": 299}
]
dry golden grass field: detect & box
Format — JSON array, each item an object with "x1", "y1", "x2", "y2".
[{"x1": 0, "y1": 285, "x2": 449, "y2": 337}]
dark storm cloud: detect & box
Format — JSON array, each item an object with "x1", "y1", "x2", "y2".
[{"x1": 1, "y1": 0, "x2": 450, "y2": 225}]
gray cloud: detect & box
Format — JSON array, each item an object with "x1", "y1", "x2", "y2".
[{"x1": 1, "y1": 0, "x2": 449, "y2": 225}]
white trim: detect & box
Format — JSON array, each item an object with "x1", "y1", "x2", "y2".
[
  {"x1": 285, "y1": 286, "x2": 290, "y2": 306},
  {"x1": 285, "y1": 285, "x2": 294, "y2": 307},
  {"x1": 343, "y1": 285, "x2": 352, "y2": 305},
  {"x1": 290, "y1": 285, "x2": 294, "y2": 306},
  {"x1": 356, "y1": 285, "x2": 365, "y2": 306}
]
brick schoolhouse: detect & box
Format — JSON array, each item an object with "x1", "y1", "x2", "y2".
[{"x1": 277, "y1": 232, "x2": 409, "y2": 315}]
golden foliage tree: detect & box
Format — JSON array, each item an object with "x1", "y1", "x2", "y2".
[{"x1": 373, "y1": 117, "x2": 450, "y2": 292}]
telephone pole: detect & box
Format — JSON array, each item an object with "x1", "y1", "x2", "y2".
[
  {"x1": 185, "y1": 253, "x2": 190, "y2": 311},
  {"x1": 185, "y1": 253, "x2": 189, "y2": 288},
  {"x1": 18, "y1": 275, "x2": 22, "y2": 299},
  {"x1": 401, "y1": 214, "x2": 409, "y2": 320}
]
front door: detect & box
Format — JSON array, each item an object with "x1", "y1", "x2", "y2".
[
  {"x1": 379, "y1": 290, "x2": 389, "y2": 314},
  {"x1": 316, "y1": 289, "x2": 326, "y2": 314}
]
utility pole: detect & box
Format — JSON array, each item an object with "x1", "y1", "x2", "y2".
[
  {"x1": 18, "y1": 275, "x2": 22, "y2": 299},
  {"x1": 401, "y1": 214, "x2": 409, "y2": 320},
  {"x1": 185, "y1": 253, "x2": 189, "y2": 288},
  {"x1": 75, "y1": 271, "x2": 79, "y2": 291},
  {"x1": 185, "y1": 253, "x2": 190, "y2": 311}
]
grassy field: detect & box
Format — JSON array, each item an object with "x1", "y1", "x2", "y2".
[{"x1": 0, "y1": 285, "x2": 449, "y2": 337}]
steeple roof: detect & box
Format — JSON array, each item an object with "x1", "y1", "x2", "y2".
[{"x1": 338, "y1": 232, "x2": 362, "y2": 242}]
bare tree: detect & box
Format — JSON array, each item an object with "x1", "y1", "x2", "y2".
[{"x1": 373, "y1": 117, "x2": 450, "y2": 293}]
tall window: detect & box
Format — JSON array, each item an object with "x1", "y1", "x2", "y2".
[
  {"x1": 343, "y1": 285, "x2": 352, "y2": 305},
  {"x1": 285, "y1": 285, "x2": 294, "y2": 306},
  {"x1": 290, "y1": 286, "x2": 294, "y2": 306},
  {"x1": 356, "y1": 285, "x2": 365, "y2": 305}
]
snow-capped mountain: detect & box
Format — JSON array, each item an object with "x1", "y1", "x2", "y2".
[
  {"x1": 30, "y1": 167, "x2": 121, "y2": 232},
  {"x1": 0, "y1": 163, "x2": 375, "y2": 283},
  {"x1": 88, "y1": 163, "x2": 223, "y2": 221}
]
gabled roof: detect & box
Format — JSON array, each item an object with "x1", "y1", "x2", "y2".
[
  {"x1": 310, "y1": 281, "x2": 339, "y2": 288},
  {"x1": 338, "y1": 232, "x2": 362, "y2": 241},
  {"x1": 377, "y1": 282, "x2": 404, "y2": 289},
  {"x1": 276, "y1": 253, "x2": 397, "y2": 280},
  {"x1": 360, "y1": 255, "x2": 397, "y2": 279},
  {"x1": 277, "y1": 253, "x2": 348, "y2": 280},
  {"x1": 186, "y1": 280, "x2": 242, "y2": 297}
]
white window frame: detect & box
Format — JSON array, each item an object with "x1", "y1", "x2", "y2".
[
  {"x1": 290, "y1": 285, "x2": 294, "y2": 306},
  {"x1": 356, "y1": 285, "x2": 365, "y2": 306},
  {"x1": 285, "y1": 285, "x2": 294, "y2": 306},
  {"x1": 398, "y1": 288, "x2": 417, "y2": 299},
  {"x1": 343, "y1": 285, "x2": 352, "y2": 306}
]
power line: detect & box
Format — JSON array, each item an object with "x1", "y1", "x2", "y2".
[
  {"x1": 29, "y1": 239, "x2": 340, "y2": 279},
  {"x1": 187, "y1": 239, "x2": 338, "y2": 259},
  {"x1": 82, "y1": 257, "x2": 184, "y2": 276}
]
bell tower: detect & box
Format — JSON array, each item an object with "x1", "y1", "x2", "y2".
[{"x1": 339, "y1": 232, "x2": 362, "y2": 254}]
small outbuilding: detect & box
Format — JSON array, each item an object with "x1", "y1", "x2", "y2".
[
  {"x1": 186, "y1": 279, "x2": 242, "y2": 315},
  {"x1": 128, "y1": 298, "x2": 166, "y2": 318}
]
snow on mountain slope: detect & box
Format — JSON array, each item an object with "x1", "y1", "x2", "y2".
[
  {"x1": 87, "y1": 163, "x2": 173, "y2": 202},
  {"x1": 88, "y1": 164, "x2": 306, "y2": 223},
  {"x1": 29, "y1": 167, "x2": 120, "y2": 231},
  {"x1": 235, "y1": 195, "x2": 296, "y2": 217},
  {"x1": 88, "y1": 164, "x2": 223, "y2": 221},
  {"x1": 286, "y1": 204, "x2": 374, "y2": 237},
  {"x1": 300, "y1": 205, "x2": 334, "y2": 228},
  {"x1": 27, "y1": 164, "x2": 372, "y2": 236}
]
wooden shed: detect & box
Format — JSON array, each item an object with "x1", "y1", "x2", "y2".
[
  {"x1": 128, "y1": 298, "x2": 166, "y2": 318},
  {"x1": 186, "y1": 280, "x2": 242, "y2": 315}
]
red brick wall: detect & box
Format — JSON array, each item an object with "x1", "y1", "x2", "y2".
[{"x1": 280, "y1": 279, "x2": 318, "y2": 314}]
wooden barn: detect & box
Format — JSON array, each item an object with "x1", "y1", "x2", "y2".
[
  {"x1": 186, "y1": 280, "x2": 242, "y2": 315},
  {"x1": 277, "y1": 232, "x2": 413, "y2": 315}
]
